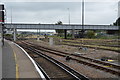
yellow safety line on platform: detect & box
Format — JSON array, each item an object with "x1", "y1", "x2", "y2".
[{"x1": 13, "y1": 51, "x2": 19, "y2": 79}]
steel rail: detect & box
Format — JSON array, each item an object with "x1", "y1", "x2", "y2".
[
  {"x1": 25, "y1": 41, "x2": 120, "y2": 70},
  {"x1": 20, "y1": 44, "x2": 89, "y2": 80},
  {"x1": 19, "y1": 41, "x2": 120, "y2": 76},
  {"x1": 62, "y1": 42, "x2": 120, "y2": 53},
  {"x1": 35, "y1": 61, "x2": 51, "y2": 80},
  {"x1": 62, "y1": 40, "x2": 120, "y2": 48}
]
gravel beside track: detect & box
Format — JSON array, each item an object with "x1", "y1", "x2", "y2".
[
  {"x1": 16, "y1": 40, "x2": 119, "y2": 78},
  {"x1": 23, "y1": 48, "x2": 76, "y2": 80},
  {"x1": 22, "y1": 41, "x2": 120, "y2": 74},
  {"x1": 18, "y1": 42, "x2": 89, "y2": 80}
]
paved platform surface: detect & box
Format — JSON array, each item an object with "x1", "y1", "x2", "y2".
[
  {"x1": 2, "y1": 41, "x2": 16, "y2": 78},
  {"x1": 2, "y1": 40, "x2": 40, "y2": 78}
]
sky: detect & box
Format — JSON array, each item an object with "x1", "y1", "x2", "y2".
[{"x1": 0, "y1": 0, "x2": 119, "y2": 32}]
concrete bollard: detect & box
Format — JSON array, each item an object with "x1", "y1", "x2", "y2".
[
  {"x1": 37, "y1": 35, "x2": 39, "y2": 41},
  {"x1": 49, "y1": 37, "x2": 53, "y2": 46}
]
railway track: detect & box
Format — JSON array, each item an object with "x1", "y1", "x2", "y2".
[
  {"x1": 18, "y1": 42, "x2": 89, "y2": 80},
  {"x1": 62, "y1": 40, "x2": 120, "y2": 48},
  {"x1": 61, "y1": 42, "x2": 120, "y2": 53},
  {"x1": 17, "y1": 41, "x2": 120, "y2": 76}
]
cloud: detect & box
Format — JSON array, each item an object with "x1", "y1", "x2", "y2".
[
  {"x1": 1, "y1": 0, "x2": 119, "y2": 2},
  {"x1": 4, "y1": 2, "x2": 118, "y2": 25}
]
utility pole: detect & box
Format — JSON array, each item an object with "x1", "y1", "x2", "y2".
[
  {"x1": 81, "y1": 0, "x2": 84, "y2": 38},
  {"x1": 118, "y1": 1, "x2": 120, "y2": 19},
  {"x1": 118, "y1": 1, "x2": 120, "y2": 26},
  {"x1": 81, "y1": 0, "x2": 85, "y2": 47}
]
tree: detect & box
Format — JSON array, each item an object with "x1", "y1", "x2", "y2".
[
  {"x1": 113, "y1": 17, "x2": 120, "y2": 35},
  {"x1": 55, "y1": 21, "x2": 64, "y2": 36},
  {"x1": 85, "y1": 30, "x2": 95, "y2": 38},
  {"x1": 55, "y1": 21, "x2": 62, "y2": 25},
  {"x1": 4, "y1": 34, "x2": 13, "y2": 40},
  {"x1": 113, "y1": 17, "x2": 120, "y2": 26}
]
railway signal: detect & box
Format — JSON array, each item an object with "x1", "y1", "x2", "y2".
[
  {"x1": 0, "y1": 4, "x2": 4, "y2": 80},
  {"x1": 0, "y1": 4, "x2": 5, "y2": 45},
  {"x1": 0, "y1": 4, "x2": 4, "y2": 23},
  {"x1": 0, "y1": 11, "x2": 4, "y2": 22}
]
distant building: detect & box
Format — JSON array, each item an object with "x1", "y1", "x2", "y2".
[
  {"x1": 6, "y1": 30, "x2": 13, "y2": 34},
  {"x1": 118, "y1": 1, "x2": 120, "y2": 18}
]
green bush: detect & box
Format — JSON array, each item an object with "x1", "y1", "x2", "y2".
[
  {"x1": 85, "y1": 30, "x2": 95, "y2": 38},
  {"x1": 4, "y1": 34, "x2": 13, "y2": 40}
]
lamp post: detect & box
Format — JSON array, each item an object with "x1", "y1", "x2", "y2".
[
  {"x1": 11, "y1": 7, "x2": 12, "y2": 30},
  {"x1": 67, "y1": 8, "x2": 70, "y2": 25},
  {"x1": 68, "y1": 8, "x2": 74, "y2": 39}
]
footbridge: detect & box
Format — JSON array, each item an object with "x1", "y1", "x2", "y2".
[
  {"x1": 5, "y1": 23, "x2": 119, "y2": 30},
  {"x1": 4, "y1": 23, "x2": 120, "y2": 41}
]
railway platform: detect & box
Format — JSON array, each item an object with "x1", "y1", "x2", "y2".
[{"x1": 2, "y1": 40, "x2": 41, "y2": 79}]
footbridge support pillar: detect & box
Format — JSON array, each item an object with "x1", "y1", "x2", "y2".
[
  {"x1": 13, "y1": 27, "x2": 17, "y2": 41},
  {"x1": 64, "y1": 29, "x2": 67, "y2": 39}
]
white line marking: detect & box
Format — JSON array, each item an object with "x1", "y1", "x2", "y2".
[{"x1": 13, "y1": 42, "x2": 46, "y2": 80}]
